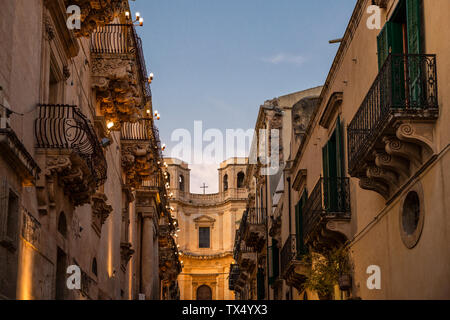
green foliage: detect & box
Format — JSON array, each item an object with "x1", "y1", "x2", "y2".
[{"x1": 302, "y1": 247, "x2": 350, "y2": 299}]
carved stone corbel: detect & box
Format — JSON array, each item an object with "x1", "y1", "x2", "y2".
[
  {"x1": 374, "y1": 152, "x2": 410, "y2": 181},
  {"x1": 396, "y1": 122, "x2": 436, "y2": 158},
  {"x1": 91, "y1": 192, "x2": 113, "y2": 237},
  {"x1": 45, "y1": 155, "x2": 96, "y2": 207},
  {"x1": 120, "y1": 242, "x2": 135, "y2": 271},
  {"x1": 366, "y1": 165, "x2": 399, "y2": 192},
  {"x1": 383, "y1": 136, "x2": 422, "y2": 168},
  {"x1": 359, "y1": 177, "x2": 390, "y2": 200}
]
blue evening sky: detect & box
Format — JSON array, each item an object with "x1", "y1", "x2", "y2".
[{"x1": 129, "y1": 0, "x2": 357, "y2": 193}]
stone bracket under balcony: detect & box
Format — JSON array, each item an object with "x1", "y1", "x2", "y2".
[
  {"x1": 91, "y1": 192, "x2": 113, "y2": 237},
  {"x1": 120, "y1": 242, "x2": 135, "y2": 272},
  {"x1": 354, "y1": 120, "x2": 438, "y2": 201},
  {"x1": 92, "y1": 57, "x2": 143, "y2": 127},
  {"x1": 238, "y1": 252, "x2": 257, "y2": 275},
  {"x1": 244, "y1": 224, "x2": 266, "y2": 252},
  {"x1": 37, "y1": 152, "x2": 97, "y2": 211},
  {"x1": 65, "y1": 0, "x2": 128, "y2": 37},
  {"x1": 121, "y1": 141, "x2": 156, "y2": 188},
  {"x1": 35, "y1": 104, "x2": 107, "y2": 209},
  {"x1": 284, "y1": 260, "x2": 310, "y2": 292}
]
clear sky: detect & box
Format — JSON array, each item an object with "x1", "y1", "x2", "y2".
[{"x1": 129, "y1": 0, "x2": 357, "y2": 193}]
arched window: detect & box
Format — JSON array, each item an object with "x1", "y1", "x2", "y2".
[
  {"x1": 223, "y1": 174, "x2": 228, "y2": 191},
  {"x1": 92, "y1": 258, "x2": 98, "y2": 277},
  {"x1": 196, "y1": 285, "x2": 212, "y2": 300},
  {"x1": 58, "y1": 212, "x2": 67, "y2": 237},
  {"x1": 237, "y1": 172, "x2": 245, "y2": 188},
  {"x1": 179, "y1": 175, "x2": 185, "y2": 191},
  {"x1": 166, "y1": 173, "x2": 171, "y2": 186}
]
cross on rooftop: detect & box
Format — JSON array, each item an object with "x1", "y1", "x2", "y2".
[{"x1": 200, "y1": 183, "x2": 208, "y2": 195}]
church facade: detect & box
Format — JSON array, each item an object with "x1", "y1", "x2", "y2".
[{"x1": 165, "y1": 158, "x2": 248, "y2": 300}]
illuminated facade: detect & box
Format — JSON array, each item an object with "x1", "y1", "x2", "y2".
[{"x1": 0, "y1": 0, "x2": 180, "y2": 300}]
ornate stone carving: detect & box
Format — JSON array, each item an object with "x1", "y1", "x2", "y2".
[
  {"x1": 91, "y1": 192, "x2": 113, "y2": 237},
  {"x1": 92, "y1": 57, "x2": 144, "y2": 128},
  {"x1": 65, "y1": 0, "x2": 128, "y2": 38},
  {"x1": 359, "y1": 177, "x2": 390, "y2": 200},
  {"x1": 45, "y1": 155, "x2": 96, "y2": 207},
  {"x1": 121, "y1": 142, "x2": 155, "y2": 188},
  {"x1": 383, "y1": 136, "x2": 422, "y2": 168},
  {"x1": 396, "y1": 122, "x2": 436, "y2": 157},
  {"x1": 44, "y1": 14, "x2": 55, "y2": 41},
  {"x1": 120, "y1": 242, "x2": 135, "y2": 271}
]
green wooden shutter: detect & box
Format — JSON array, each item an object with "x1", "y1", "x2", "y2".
[
  {"x1": 407, "y1": 0, "x2": 422, "y2": 55},
  {"x1": 296, "y1": 191, "x2": 308, "y2": 257},
  {"x1": 377, "y1": 21, "x2": 404, "y2": 69},
  {"x1": 407, "y1": 0, "x2": 423, "y2": 105},
  {"x1": 377, "y1": 20, "x2": 405, "y2": 107},
  {"x1": 322, "y1": 144, "x2": 329, "y2": 178},
  {"x1": 335, "y1": 116, "x2": 344, "y2": 178}
]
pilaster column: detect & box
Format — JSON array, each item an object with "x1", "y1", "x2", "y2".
[{"x1": 141, "y1": 209, "x2": 156, "y2": 300}]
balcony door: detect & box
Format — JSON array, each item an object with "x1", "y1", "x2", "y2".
[{"x1": 377, "y1": 0, "x2": 424, "y2": 107}]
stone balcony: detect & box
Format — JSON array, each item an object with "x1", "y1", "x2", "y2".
[
  {"x1": 280, "y1": 234, "x2": 310, "y2": 291},
  {"x1": 228, "y1": 264, "x2": 240, "y2": 291},
  {"x1": 121, "y1": 121, "x2": 160, "y2": 189},
  {"x1": 348, "y1": 54, "x2": 439, "y2": 201},
  {"x1": 34, "y1": 104, "x2": 107, "y2": 209},
  {"x1": 90, "y1": 23, "x2": 152, "y2": 129},
  {"x1": 242, "y1": 208, "x2": 267, "y2": 252},
  {"x1": 302, "y1": 177, "x2": 351, "y2": 251}
]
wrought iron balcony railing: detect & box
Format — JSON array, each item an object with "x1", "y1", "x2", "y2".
[
  {"x1": 281, "y1": 234, "x2": 300, "y2": 277},
  {"x1": 246, "y1": 207, "x2": 268, "y2": 225},
  {"x1": 303, "y1": 177, "x2": 350, "y2": 240},
  {"x1": 348, "y1": 54, "x2": 438, "y2": 173},
  {"x1": 90, "y1": 24, "x2": 152, "y2": 101},
  {"x1": 35, "y1": 104, "x2": 107, "y2": 187},
  {"x1": 229, "y1": 264, "x2": 240, "y2": 291}
]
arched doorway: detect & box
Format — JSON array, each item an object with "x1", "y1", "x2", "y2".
[{"x1": 196, "y1": 285, "x2": 212, "y2": 300}]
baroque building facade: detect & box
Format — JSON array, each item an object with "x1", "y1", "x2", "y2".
[
  {"x1": 232, "y1": 0, "x2": 450, "y2": 300},
  {"x1": 165, "y1": 158, "x2": 247, "y2": 300},
  {"x1": 0, "y1": 0, "x2": 180, "y2": 300}
]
